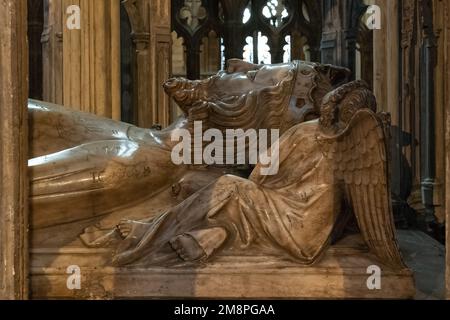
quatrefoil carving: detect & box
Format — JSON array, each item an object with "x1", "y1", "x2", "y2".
[{"x1": 179, "y1": 0, "x2": 207, "y2": 34}]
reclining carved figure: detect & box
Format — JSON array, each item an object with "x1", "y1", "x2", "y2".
[
  {"x1": 28, "y1": 60, "x2": 407, "y2": 270},
  {"x1": 29, "y1": 59, "x2": 344, "y2": 228}
]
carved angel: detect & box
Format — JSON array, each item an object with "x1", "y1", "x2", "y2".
[{"x1": 105, "y1": 80, "x2": 406, "y2": 270}]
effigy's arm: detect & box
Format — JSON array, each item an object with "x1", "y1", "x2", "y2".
[
  {"x1": 29, "y1": 99, "x2": 135, "y2": 158},
  {"x1": 30, "y1": 138, "x2": 183, "y2": 229}
]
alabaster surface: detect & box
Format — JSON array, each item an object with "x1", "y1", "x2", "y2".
[{"x1": 28, "y1": 59, "x2": 414, "y2": 298}]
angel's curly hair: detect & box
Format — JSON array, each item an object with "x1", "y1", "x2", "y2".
[{"x1": 319, "y1": 80, "x2": 377, "y2": 129}]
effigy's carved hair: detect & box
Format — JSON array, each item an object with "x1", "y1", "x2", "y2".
[{"x1": 319, "y1": 80, "x2": 377, "y2": 131}]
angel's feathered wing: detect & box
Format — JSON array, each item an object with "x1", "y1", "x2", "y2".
[{"x1": 318, "y1": 110, "x2": 407, "y2": 269}]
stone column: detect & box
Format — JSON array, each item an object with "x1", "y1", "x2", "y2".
[
  {"x1": 28, "y1": 0, "x2": 44, "y2": 100},
  {"x1": 149, "y1": 0, "x2": 172, "y2": 127},
  {"x1": 43, "y1": 0, "x2": 121, "y2": 120},
  {"x1": 63, "y1": 0, "x2": 121, "y2": 119},
  {"x1": 438, "y1": 0, "x2": 450, "y2": 300},
  {"x1": 42, "y1": 0, "x2": 64, "y2": 105},
  {"x1": 447, "y1": 31, "x2": 450, "y2": 300},
  {"x1": 0, "y1": 0, "x2": 29, "y2": 299},
  {"x1": 321, "y1": 0, "x2": 365, "y2": 75},
  {"x1": 433, "y1": 0, "x2": 448, "y2": 229},
  {"x1": 373, "y1": 0, "x2": 400, "y2": 121},
  {"x1": 123, "y1": 0, "x2": 172, "y2": 127},
  {"x1": 221, "y1": 0, "x2": 248, "y2": 64},
  {"x1": 432, "y1": 0, "x2": 450, "y2": 299}
]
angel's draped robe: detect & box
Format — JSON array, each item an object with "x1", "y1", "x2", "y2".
[{"x1": 113, "y1": 120, "x2": 342, "y2": 266}]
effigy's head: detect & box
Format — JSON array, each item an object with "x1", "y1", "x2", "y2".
[{"x1": 164, "y1": 59, "x2": 350, "y2": 134}]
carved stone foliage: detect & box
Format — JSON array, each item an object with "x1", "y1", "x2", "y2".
[{"x1": 179, "y1": 0, "x2": 208, "y2": 33}]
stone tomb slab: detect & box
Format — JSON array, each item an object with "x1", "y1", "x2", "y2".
[{"x1": 30, "y1": 240, "x2": 415, "y2": 299}]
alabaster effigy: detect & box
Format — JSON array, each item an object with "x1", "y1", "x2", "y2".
[{"x1": 29, "y1": 59, "x2": 415, "y2": 299}]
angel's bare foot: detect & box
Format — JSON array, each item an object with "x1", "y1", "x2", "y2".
[
  {"x1": 170, "y1": 234, "x2": 206, "y2": 262},
  {"x1": 117, "y1": 219, "x2": 151, "y2": 240},
  {"x1": 80, "y1": 226, "x2": 121, "y2": 248}
]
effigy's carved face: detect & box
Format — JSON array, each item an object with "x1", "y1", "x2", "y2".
[{"x1": 164, "y1": 59, "x2": 350, "y2": 133}]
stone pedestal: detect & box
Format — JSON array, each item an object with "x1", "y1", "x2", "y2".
[{"x1": 30, "y1": 235, "x2": 415, "y2": 299}]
